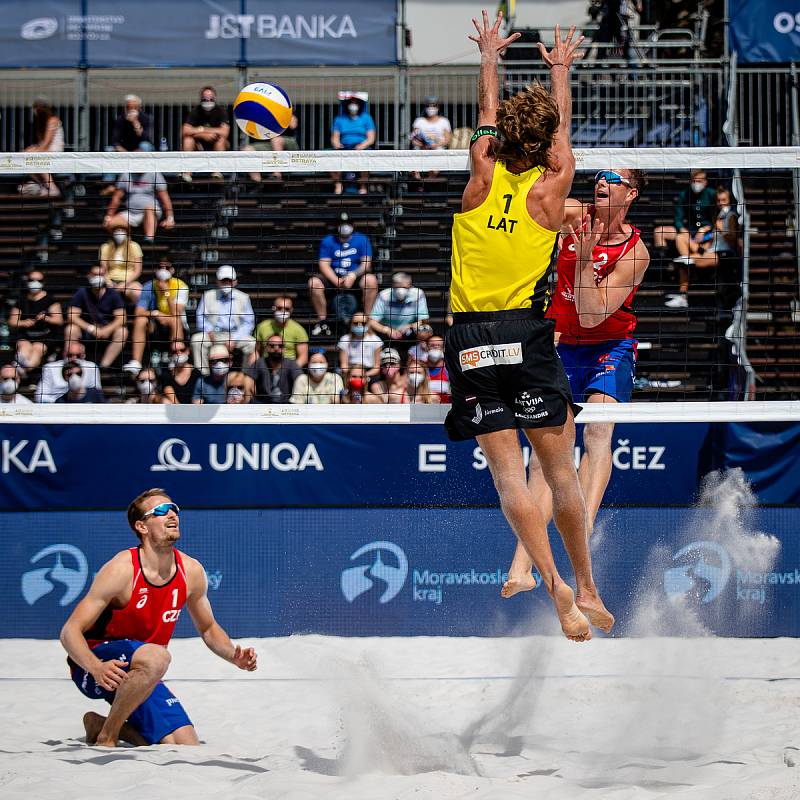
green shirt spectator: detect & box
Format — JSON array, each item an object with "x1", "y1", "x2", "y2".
[{"x1": 255, "y1": 295, "x2": 309, "y2": 367}]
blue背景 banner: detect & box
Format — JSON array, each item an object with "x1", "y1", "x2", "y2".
[
  {"x1": 0, "y1": 0, "x2": 397, "y2": 68},
  {"x1": 729, "y1": 0, "x2": 800, "y2": 63}
]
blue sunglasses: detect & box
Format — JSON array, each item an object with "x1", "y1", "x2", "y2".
[
  {"x1": 141, "y1": 502, "x2": 180, "y2": 520},
  {"x1": 594, "y1": 170, "x2": 633, "y2": 188}
]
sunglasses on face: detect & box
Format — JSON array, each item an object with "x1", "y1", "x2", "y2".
[
  {"x1": 210, "y1": 358, "x2": 230, "y2": 365},
  {"x1": 594, "y1": 170, "x2": 633, "y2": 188},
  {"x1": 267, "y1": 343, "x2": 284, "y2": 349},
  {"x1": 141, "y1": 502, "x2": 180, "y2": 520}
]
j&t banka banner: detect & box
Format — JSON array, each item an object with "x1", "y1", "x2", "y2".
[
  {"x1": 0, "y1": 0, "x2": 397, "y2": 68},
  {"x1": 729, "y1": 0, "x2": 800, "y2": 63}
]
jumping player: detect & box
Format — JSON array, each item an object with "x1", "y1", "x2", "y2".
[
  {"x1": 445, "y1": 10, "x2": 613, "y2": 640},
  {"x1": 502, "y1": 169, "x2": 650, "y2": 597},
  {"x1": 60, "y1": 488, "x2": 257, "y2": 747}
]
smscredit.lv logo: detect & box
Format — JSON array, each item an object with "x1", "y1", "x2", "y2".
[{"x1": 341, "y1": 541, "x2": 408, "y2": 605}]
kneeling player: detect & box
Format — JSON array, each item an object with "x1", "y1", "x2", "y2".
[{"x1": 60, "y1": 488, "x2": 257, "y2": 747}]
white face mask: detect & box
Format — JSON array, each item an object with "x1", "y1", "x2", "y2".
[
  {"x1": 171, "y1": 353, "x2": 189, "y2": 366},
  {"x1": 211, "y1": 361, "x2": 229, "y2": 377},
  {"x1": 67, "y1": 373, "x2": 83, "y2": 391},
  {"x1": 155, "y1": 268, "x2": 172, "y2": 282},
  {"x1": 137, "y1": 380, "x2": 154, "y2": 395},
  {"x1": 427, "y1": 348, "x2": 444, "y2": 363},
  {"x1": 220, "y1": 285, "x2": 233, "y2": 297},
  {"x1": 347, "y1": 103, "x2": 359, "y2": 115},
  {"x1": 88, "y1": 274, "x2": 105, "y2": 289},
  {"x1": 27, "y1": 280, "x2": 43, "y2": 292},
  {"x1": 720, "y1": 205, "x2": 731, "y2": 214},
  {"x1": 691, "y1": 181, "x2": 705, "y2": 194},
  {"x1": 338, "y1": 224, "x2": 353, "y2": 239},
  {"x1": 274, "y1": 310, "x2": 291, "y2": 323},
  {"x1": 308, "y1": 363, "x2": 328, "y2": 379},
  {"x1": 425, "y1": 105, "x2": 438, "y2": 117},
  {"x1": 112, "y1": 231, "x2": 127, "y2": 245},
  {"x1": 201, "y1": 100, "x2": 216, "y2": 111},
  {"x1": 408, "y1": 372, "x2": 424, "y2": 388},
  {"x1": 392, "y1": 286, "x2": 409, "y2": 302},
  {"x1": 1, "y1": 378, "x2": 17, "y2": 395}
]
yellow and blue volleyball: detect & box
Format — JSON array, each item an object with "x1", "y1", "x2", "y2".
[{"x1": 233, "y1": 82, "x2": 292, "y2": 141}]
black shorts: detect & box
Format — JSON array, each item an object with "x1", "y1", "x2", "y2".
[{"x1": 444, "y1": 309, "x2": 581, "y2": 442}]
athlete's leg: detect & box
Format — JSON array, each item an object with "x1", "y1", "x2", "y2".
[
  {"x1": 525, "y1": 413, "x2": 615, "y2": 633},
  {"x1": 478, "y1": 428, "x2": 590, "y2": 641},
  {"x1": 579, "y1": 394, "x2": 616, "y2": 534},
  {"x1": 83, "y1": 711, "x2": 148, "y2": 747},
  {"x1": 161, "y1": 725, "x2": 200, "y2": 745},
  {"x1": 96, "y1": 644, "x2": 171, "y2": 747}
]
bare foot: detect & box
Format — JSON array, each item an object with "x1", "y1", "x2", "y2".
[
  {"x1": 552, "y1": 582, "x2": 591, "y2": 642},
  {"x1": 84, "y1": 712, "x2": 147, "y2": 747},
  {"x1": 83, "y1": 711, "x2": 105, "y2": 745},
  {"x1": 501, "y1": 571, "x2": 537, "y2": 598},
  {"x1": 576, "y1": 589, "x2": 615, "y2": 634}
]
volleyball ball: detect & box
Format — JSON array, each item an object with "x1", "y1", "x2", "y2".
[{"x1": 233, "y1": 82, "x2": 292, "y2": 141}]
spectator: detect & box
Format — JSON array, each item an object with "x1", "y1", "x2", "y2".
[
  {"x1": 421, "y1": 335, "x2": 450, "y2": 402},
  {"x1": 19, "y1": 99, "x2": 63, "y2": 198},
  {"x1": 99, "y1": 221, "x2": 143, "y2": 304},
  {"x1": 243, "y1": 114, "x2": 301, "y2": 183},
  {"x1": 54, "y1": 361, "x2": 105, "y2": 403},
  {"x1": 65, "y1": 265, "x2": 127, "y2": 369},
  {"x1": 225, "y1": 371, "x2": 256, "y2": 404},
  {"x1": 8, "y1": 268, "x2": 63, "y2": 372},
  {"x1": 337, "y1": 312, "x2": 383, "y2": 378},
  {"x1": 192, "y1": 265, "x2": 256, "y2": 374},
  {"x1": 403, "y1": 360, "x2": 440, "y2": 404},
  {"x1": 124, "y1": 259, "x2": 188, "y2": 375},
  {"x1": 35, "y1": 341, "x2": 102, "y2": 403},
  {"x1": 330, "y1": 93, "x2": 376, "y2": 195},
  {"x1": 665, "y1": 187, "x2": 740, "y2": 308},
  {"x1": 410, "y1": 96, "x2": 452, "y2": 182},
  {"x1": 111, "y1": 95, "x2": 154, "y2": 153},
  {"x1": 104, "y1": 172, "x2": 175, "y2": 243},
  {"x1": 406, "y1": 322, "x2": 434, "y2": 362},
  {"x1": 255, "y1": 295, "x2": 308, "y2": 367},
  {"x1": 0, "y1": 363, "x2": 32, "y2": 405},
  {"x1": 290, "y1": 350, "x2": 344, "y2": 404},
  {"x1": 192, "y1": 344, "x2": 232, "y2": 404},
  {"x1": 161, "y1": 339, "x2": 201, "y2": 404},
  {"x1": 133, "y1": 367, "x2": 168, "y2": 404},
  {"x1": 248, "y1": 334, "x2": 302, "y2": 403},
  {"x1": 181, "y1": 86, "x2": 229, "y2": 181},
  {"x1": 309, "y1": 213, "x2": 378, "y2": 336},
  {"x1": 369, "y1": 272, "x2": 430, "y2": 341},
  {"x1": 369, "y1": 347, "x2": 406, "y2": 403},
  {"x1": 341, "y1": 365, "x2": 384, "y2": 404}
]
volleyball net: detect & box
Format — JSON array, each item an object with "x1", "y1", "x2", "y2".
[{"x1": 0, "y1": 147, "x2": 798, "y2": 420}]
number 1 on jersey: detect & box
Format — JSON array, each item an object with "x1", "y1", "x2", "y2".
[
  {"x1": 502, "y1": 194, "x2": 512, "y2": 215},
  {"x1": 171, "y1": 588, "x2": 179, "y2": 607}
]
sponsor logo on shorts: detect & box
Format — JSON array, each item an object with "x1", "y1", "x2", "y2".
[
  {"x1": 459, "y1": 343, "x2": 522, "y2": 372},
  {"x1": 471, "y1": 403, "x2": 504, "y2": 425},
  {"x1": 165, "y1": 697, "x2": 180, "y2": 707},
  {"x1": 514, "y1": 391, "x2": 548, "y2": 421}
]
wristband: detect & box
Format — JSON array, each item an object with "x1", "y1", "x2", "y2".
[{"x1": 469, "y1": 125, "x2": 498, "y2": 147}]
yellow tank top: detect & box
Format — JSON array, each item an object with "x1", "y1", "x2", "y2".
[{"x1": 450, "y1": 160, "x2": 558, "y2": 313}]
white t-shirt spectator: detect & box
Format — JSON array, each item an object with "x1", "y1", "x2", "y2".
[
  {"x1": 35, "y1": 358, "x2": 103, "y2": 403},
  {"x1": 338, "y1": 332, "x2": 384, "y2": 367},
  {"x1": 116, "y1": 172, "x2": 167, "y2": 213},
  {"x1": 411, "y1": 116, "x2": 452, "y2": 148}
]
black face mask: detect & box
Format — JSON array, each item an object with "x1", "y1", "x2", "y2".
[{"x1": 268, "y1": 350, "x2": 283, "y2": 362}]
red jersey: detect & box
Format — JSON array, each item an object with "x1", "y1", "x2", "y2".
[
  {"x1": 86, "y1": 547, "x2": 188, "y2": 648},
  {"x1": 547, "y1": 223, "x2": 642, "y2": 345}
]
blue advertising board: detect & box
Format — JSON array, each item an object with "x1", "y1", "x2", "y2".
[
  {"x1": 729, "y1": 0, "x2": 800, "y2": 63},
  {"x1": 0, "y1": 0, "x2": 397, "y2": 68},
  {"x1": 1, "y1": 505, "x2": 798, "y2": 639}
]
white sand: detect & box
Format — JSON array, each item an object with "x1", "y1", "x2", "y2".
[{"x1": 1, "y1": 635, "x2": 799, "y2": 800}]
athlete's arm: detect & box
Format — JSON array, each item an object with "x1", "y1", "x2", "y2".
[
  {"x1": 184, "y1": 558, "x2": 257, "y2": 671},
  {"x1": 60, "y1": 553, "x2": 132, "y2": 691}
]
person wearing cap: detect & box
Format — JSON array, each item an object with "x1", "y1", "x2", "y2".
[
  {"x1": 124, "y1": 259, "x2": 189, "y2": 376},
  {"x1": 410, "y1": 96, "x2": 452, "y2": 183},
  {"x1": 369, "y1": 347, "x2": 406, "y2": 403},
  {"x1": 191, "y1": 265, "x2": 256, "y2": 375},
  {"x1": 192, "y1": 344, "x2": 232, "y2": 403},
  {"x1": 309, "y1": 213, "x2": 378, "y2": 337},
  {"x1": 369, "y1": 272, "x2": 429, "y2": 341}
]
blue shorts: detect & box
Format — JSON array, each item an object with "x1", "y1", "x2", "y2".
[
  {"x1": 70, "y1": 639, "x2": 192, "y2": 745},
  {"x1": 557, "y1": 339, "x2": 636, "y2": 403}
]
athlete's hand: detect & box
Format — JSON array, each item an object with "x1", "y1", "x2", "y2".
[
  {"x1": 539, "y1": 24, "x2": 584, "y2": 69},
  {"x1": 231, "y1": 644, "x2": 257, "y2": 671},
  {"x1": 568, "y1": 213, "x2": 604, "y2": 268},
  {"x1": 92, "y1": 659, "x2": 128, "y2": 691},
  {"x1": 468, "y1": 9, "x2": 521, "y2": 58}
]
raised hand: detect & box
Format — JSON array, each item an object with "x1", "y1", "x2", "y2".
[
  {"x1": 468, "y1": 9, "x2": 521, "y2": 58},
  {"x1": 538, "y1": 24, "x2": 584, "y2": 68},
  {"x1": 568, "y1": 213, "x2": 604, "y2": 268}
]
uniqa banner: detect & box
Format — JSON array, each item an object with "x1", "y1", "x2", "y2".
[
  {"x1": 729, "y1": 0, "x2": 800, "y2": 63},
  {"x1": 0, "y1": 0, "x2": 397, "y2": 68}
]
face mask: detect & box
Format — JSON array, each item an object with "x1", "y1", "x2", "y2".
[
  {"x1": 347, "y1": 103, "x2": 359, "y2": 115},
  {"x1": 351, "y1": 324, "x2": 366, "y2": 337},
  {"x1": 338, "y1": 224, "x2": 353, "y2": 239},
  {"x1": 383, "y1": 365, "x2": 399, "y2": 380},
  {"x1": 691, "y1": 181, "x2": 705, "y2": 194},
  {"x1": 67, "y1": 374, "x2": 83, "y2": 391},
  {"x1": 220, "y1": 286, "x2": 233, "y2": 297},
  {"x1": 427, "y1": 348, "x2": 443, "y2": 363},
  {"x1": 268, "y1": 349, "x2": 283, "y2": 361},
  {"x1": 1, "y1": 378, "x2": 17, "y2": 395},
  {"x1": 393, "y1": 287, "x2": 409, "y2": 302},
  {"x1": 349, "y1": 377, "x2": 365, "y2": 391},
  {"x1": 211, "y1": 362, "x2": 229, "y2": 377},
  {"x1": 274, "y1": 310, "x2": 291, "y2": 323},
  {"x1": 721, "y1": 205, "x2": 731, "y2": 214},
  {"x1": 172, "y1": 353, "x2": 189, "y2": 366},
  {"x1": 201, "y1": 100, "x2": 216, "y2": 111},
  {"x1": 408, "y1": 372, "x2": 425, "y2": 388},
  {"x1": 425, "y1": 105, "x2": 438, "y2": 117},
  {"x1": 308, "y1": 364, "x2": 328, "y2": 379},
  {"x1": 112, "y1": 231, "x2": 127, "y2": 245},
  {"x1": 155, "y1": 268, "x2": 171, "y2": 282},
  {"x1": 27, "y1": 280, "x2": 43, "y2": 292},
  {"x1": 88, "y1": 275, "x2": 105, "y2": 289},
  {"x1": 137, "y1": 380, "x2": 154, "y2": 395}
]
